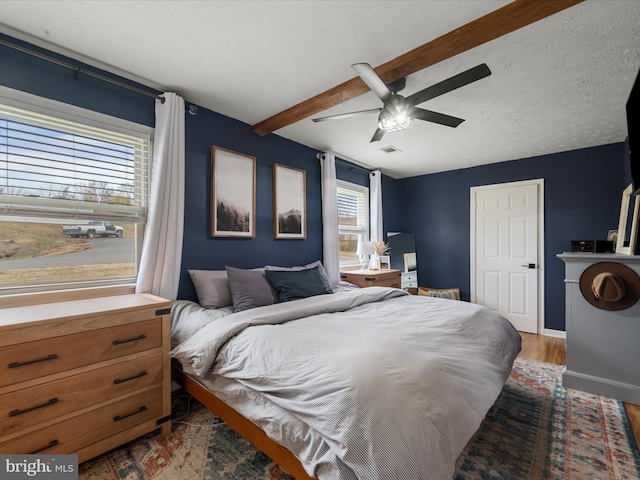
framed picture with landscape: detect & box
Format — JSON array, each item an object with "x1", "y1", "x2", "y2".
[
  {"x1": 211, "y1": 146, "x2": 256, "y2": 238},
  {"x1": 273, "y1": 163, "x2": 306, "y2": 239}
]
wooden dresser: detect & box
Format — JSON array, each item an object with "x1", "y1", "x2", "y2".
[
  {"x1": 0, "y1": 293, "x2": 172, "y2": 462},
  {"x1": 340, "y1": 269, "x2": 402, "y2": 288}
]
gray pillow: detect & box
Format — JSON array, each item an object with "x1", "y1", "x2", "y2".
[
  {"x1": 264, "y1": 260, "x2": 333, "y2": 293},
  {"x1": 188, "y1": 270, "x2": 232, "y2": 308},
  {"x1": 226, "y1": 266, "x2": 279, "y2": 312}
]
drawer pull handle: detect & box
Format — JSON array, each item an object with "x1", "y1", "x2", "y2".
[
  {"x1": 112, "y1": 334, "x2": 147, "y2": 346},
  {"x1": 114, "y1": 371, "x2": 148, "y2": 385},
  {"x1": 114, "y1": 405, "x2": 147, "y2": 422},
  {"x1": 364, "y1": 277, "x2": 376, "y2": 281},
  {"x1": 9, "y1": 398, "x2": 59, "y2": 417},
  {"x1": 8, "y1": 354, "x2": 58, "y2": 369},
  {"x1": 30, "y1": 439, "x2": 59, "y2": 454}
]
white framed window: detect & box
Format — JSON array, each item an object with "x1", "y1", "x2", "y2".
[
  {"x1": 0, "y1": 86, "x2": 153, "y2": 295},
  {"x1": 337, "y1": 179, "x2": 369, "y2": 266}
]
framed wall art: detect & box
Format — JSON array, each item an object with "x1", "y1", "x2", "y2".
[
  {"x1": 273, "y1": 163, "x2": 306, "y2": 239},
  {"x1": 616, "y1": 183, "x2": 639, "y2": 255},
  {"x1": 211, "y1": 146, "x2": 256, "y2": 238}
]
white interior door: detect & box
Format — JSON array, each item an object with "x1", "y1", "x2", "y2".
[{"x1": 471, "y1": 181, "x2": 542, "y2": 333}]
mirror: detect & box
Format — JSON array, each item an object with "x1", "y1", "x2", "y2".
[
  {"x1": 403, "y1": 252, "x2": 417, "y2": 272},
  {"x1": 616, "y1": 184, "x2": 640, "y2": 255},
  {"x1": 387, "y1": 232, "x2": 417, "y2": 272}
]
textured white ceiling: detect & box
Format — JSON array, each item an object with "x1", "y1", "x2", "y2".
[{"x1": 0, "y1": 0, "x2": 638, "y2": 179}]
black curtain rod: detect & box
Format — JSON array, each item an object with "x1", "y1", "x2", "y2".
[
  {"x1": 316, "y1": 152, "x2": 372, "y2": 173},
  {"x1": 0, "y1": 38, "x2": 164, "y2": 103},
  {"x1": 336, "y1": 157, "x2": 372, "y2": 174}
]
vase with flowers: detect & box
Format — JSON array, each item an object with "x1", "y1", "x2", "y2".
[{"x1": 370, "y1": 240, "x2": 390, "y2": 270}]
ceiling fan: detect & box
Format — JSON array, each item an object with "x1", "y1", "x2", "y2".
[{"x1": 312, "y1": 63, "x2": 492, "y2": 143}]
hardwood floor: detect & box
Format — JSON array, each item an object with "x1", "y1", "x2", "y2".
[
  {"x1": 519, "y1": 332, "x2": 566, "y2": 365},
  {"x1": 518, "y1": 332, "x2": 640, "y2": 450}
]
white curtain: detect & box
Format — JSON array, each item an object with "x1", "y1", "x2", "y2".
[
  {"x1": 370, "y1": 170, "x2": 383, "y2": 242},
  {"x1": 320, "y1": 152, "x2": 340, "y2": 285},
  {"x1": 135, "y1": 92, "x2": 185, "y2": 300}
]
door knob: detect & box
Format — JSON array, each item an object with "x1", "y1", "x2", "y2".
[{"x1": 521, "y1": 263, "x2": 536, "y2": 269}]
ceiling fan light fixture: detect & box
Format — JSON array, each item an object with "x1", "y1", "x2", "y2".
[
  {"x1": 377, "y1": 94, "x2": 413, "y2": 132},
  {"x1": 315, "y1": 63, "x2": 490, "y2": 140},
  {"x1": 378, "y1": 111, "x2": 413, "y2": 132}
]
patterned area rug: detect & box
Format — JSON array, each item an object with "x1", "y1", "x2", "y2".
[
  {"x1": 454, "y1": 358, "x2": 640, "y2": 479},
  {"x1": 79, "y1": 358, "x2": 640, "y2": 480}
]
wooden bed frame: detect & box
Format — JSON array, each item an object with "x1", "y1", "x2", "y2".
[{"x1": 172, "y1": 365, "x2": 316, "y2": 480}]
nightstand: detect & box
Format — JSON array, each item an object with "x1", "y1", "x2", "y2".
[{"x1": 340, "y1": 269, "x2": 401, "y2": 288}]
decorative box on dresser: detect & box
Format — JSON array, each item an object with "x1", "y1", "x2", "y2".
[
  {"x1": 558, "y1": 253, "x2": 640, "y2": 405},
  {"x1": 340, "y1": 269, "x2": 402, "y2": 288},
  {"x1": 0, "y1": 293, "x2": 172, "y2": 462}
]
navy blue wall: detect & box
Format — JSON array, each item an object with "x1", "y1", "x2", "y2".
[
  {"x1": 0, "y1": 34, "x2": 396, "y2": 303},
  {"x1": 0, "y1": 35, "x2": 327, "y2": 302},
  {"x1": 336, "y1": 161, "x2": 368, "y2": 187},
  {"x1": 0, "y1": 35, "x2": 324, "y2": 301},
  {"x1": 0, "y1": 33, "x2": 156, "y2": 126},
  {"x1": 382, "y1": 174, "x2": 400, "y2": 234},
  {"x1": 397, "y1": 143, "x2": 626, "y2": 331},
  {"x1": 179, "y1": 107, "x2": 324, "y2": 301}
]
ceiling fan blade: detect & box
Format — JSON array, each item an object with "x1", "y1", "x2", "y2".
[
  {"x1": 370, "y1": 128, "x2": 386, "y2": 143},
  {"x1": 352, "y1": 63, "x2": 392, "y2": 102},
  {"x1": 312, "y1": 108, "x2": 382, "y2": 123},
  {"x1": 406, "y1": 63, "x2": 491, "y2": 107},
  {"x1": 412, "y1": 108, "x2": 465, "y2": 128}
]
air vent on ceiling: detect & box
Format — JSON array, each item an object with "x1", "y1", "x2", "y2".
[{"x1": 380, "y1": 145, "x2": 402, "y2": 155}]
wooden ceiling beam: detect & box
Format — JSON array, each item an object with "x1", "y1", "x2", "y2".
[{"x1": 252, "y1": 0, "x2": 584, "y2": 136}]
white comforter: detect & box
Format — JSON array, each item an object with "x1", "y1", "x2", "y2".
[{"x1": 171, "y1": 287, "x2": 521, "y2": 480}]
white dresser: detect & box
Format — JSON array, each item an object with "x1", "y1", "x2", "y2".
[
  {"x1": 401, "y1": 271, "x2": 418, "y2": 290},
  {"x1": 558, "y1": 253, "x2": 640, "y2": 405}
]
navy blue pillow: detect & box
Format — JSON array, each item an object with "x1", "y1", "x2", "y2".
[{"x1": 265, "y1": 266, "x2": 331, "y2": 302}]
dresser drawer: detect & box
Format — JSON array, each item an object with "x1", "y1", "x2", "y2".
[
  {"x1": 402, "y1": 272, "x2": 417, "y2": 283},
  {"x1": 0, "y1": 352, "x2": 164, "y2": 437},
  {"x1": 340, "y1": 269, "x2": 401, "y2": 288},
  {"x1": 0, "y1": 386, "x2": 162, "y2": 454},
  {"x1": 375, "y1": 277, "x2": 401, "y2": 288},
  {"x1": 402, "y1": 271, "x2": 418, "y2": 288},
  {"x1": 0, "y1": 319, "x2": 161, "y2": 388}
]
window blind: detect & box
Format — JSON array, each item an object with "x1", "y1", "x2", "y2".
[
  {"x1": 0, "y1": 103, "x2": 149, "y2": 222},
  {"x1": 337, "y1": 182, "x2": 369, "y2": 236}
]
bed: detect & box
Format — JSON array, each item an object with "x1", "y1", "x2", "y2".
[{"x1": 170, "y1": 265, "x2": 521, "y2": 480}]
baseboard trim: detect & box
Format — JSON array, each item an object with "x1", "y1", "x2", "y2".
[
  {"x1": 562, "y1": 368, "x2": 640, "y2": 405},
  {"x1": 543, "y1": 329, "x2": 566, "y2": 339}
]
